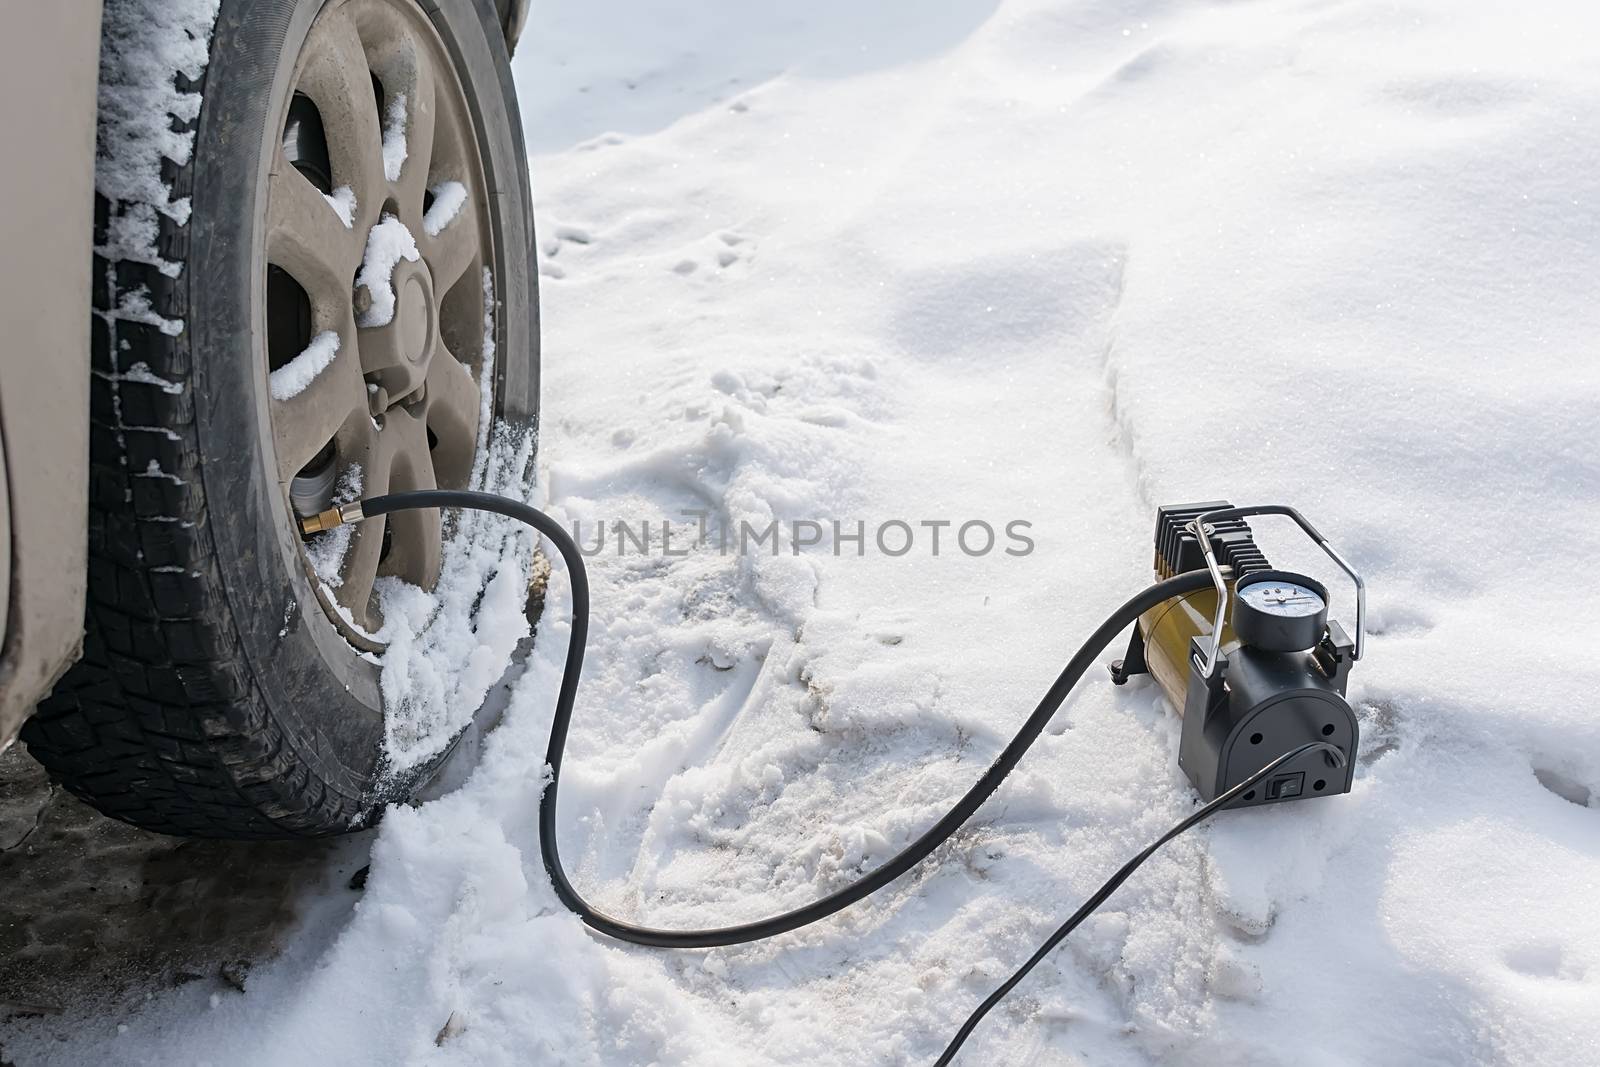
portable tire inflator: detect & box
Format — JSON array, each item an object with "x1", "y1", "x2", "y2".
[
  {"x1": 302, "y1": 495, "x2": 1363, "y2": 1063},
  {"x1": 1110, "y1": 502, "x2": 1364, "y2": 806}
]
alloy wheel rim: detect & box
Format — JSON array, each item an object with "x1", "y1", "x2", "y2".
[{"x1": 265, "y1": 0, "x2": 494, "y2": 646}]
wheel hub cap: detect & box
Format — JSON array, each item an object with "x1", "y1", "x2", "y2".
[{"x1": 399, "y1": 271, "x2": 432, "y2": 365}]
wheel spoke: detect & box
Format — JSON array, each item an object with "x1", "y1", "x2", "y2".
[
  {"x1": 417, "y1": 48, "x2": 479, "y2": 293},
  {"x1": 271, "y1": 321, "x2": 365, "y2": 482},
  {"x1": 421, "y1": 206, "x2": 481, "y2": 295},
  {"x1": 297, "y1": 8, "x2": 386, "y2": 219},
  {"x1": 360, "y1": 4, "x2": 436, "y2": 224},
  {"x1": 377, "y1": 407, "x2": 441, "y2": 589},
  {"x1": 424, "y1": 350, "x2": 481, "y2": 488},
  {"x1": 267, "y1": 162, "x2": 363, "y2": 301},
  {"x1": 333, "y1": 420, "x2": 392, "y2": 630},
  {"x1": 395, "y1": 44, "x2": 437, "y2": 222}
]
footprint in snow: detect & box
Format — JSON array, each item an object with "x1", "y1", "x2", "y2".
[
  {"x1": 1532, "y1": 765, "x2": 1593, "y2": 808},
  {"x1": 1107, "y1": 43, "x2": 1182, "y2": 87},
  {"x1": 1504, "y1": 940, "x2": 1587, "y2": 981},
  {"x1": 716, "y1": 231, "x2": 748, "y2": 267},
  {"x1": 538, "y1": 225, "x2": 595, "y2": 277},
  {"x1": 576, "y1": 132, "x2": 626, "y2": 152},
  {"x1": 1214, "y1": 898, "x2": 1275, "y2": 944},
  {"x1": 669, "y1": 231, "x2": 751, "y2": 277},
  {"x1": 555, "y1": 225, "x2": 593, "y2": 246}
]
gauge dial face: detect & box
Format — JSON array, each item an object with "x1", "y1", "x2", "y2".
[{"x1": 1238, "y1": 579, "x2": 1326, "y2": 618}]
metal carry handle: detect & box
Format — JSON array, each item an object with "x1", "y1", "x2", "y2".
[{"x1": 1189, "y1": 505, "x2": 1365, "y2": 679}]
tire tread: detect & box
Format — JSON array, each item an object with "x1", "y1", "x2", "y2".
[{"x1": 23, "y1": 44, "x2": 366, "y2": 839}]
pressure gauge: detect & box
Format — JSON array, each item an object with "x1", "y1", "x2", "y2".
[{"x1": 1231, "y1": 570, "x2": 1330, "y2": 652}]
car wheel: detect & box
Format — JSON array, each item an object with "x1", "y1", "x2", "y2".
[{"x1": 22, "y1": 0, "x2": 537, "y2": 838}]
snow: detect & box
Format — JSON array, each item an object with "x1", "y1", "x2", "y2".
[
  {"x1": 373, "y1": 424, "x2": 540, "y2": 773},
  {"x1": 268, "y1": 330, "x2": 340, "y2": 401},
  {"x1": 471, "y1": 266, "x2": 498, "y2": 485},
  {"x1": 355, "y1": 215, "x2": 419, "y2": 328},
  {"x1": 137, "y1": 459, "x2": 182, "y2": 486},
  {"x1": 9, "y1": 0, "x2": 1600, "y2": 1064},
  {"x1": 423, "y1": 180, "x2": 469, "y2": 237},
  {"x1": 103, "y1": 286, "x2": 183, "y2": 337},
  {"x1": 381, "y1": 93, "x2": 409, "y2": 182},
  {"x1": 324, "y1": 185, "x2": 357, "y2": 228},
  {"x1": 93, "y1": 360, "x2": 182, "y2": 395},
  {"x1": 93, "y1": 0, "x2": 220, "y2": 277}
]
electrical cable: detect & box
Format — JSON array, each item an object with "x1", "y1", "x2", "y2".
[
  {"x1": 934, "y1": 738, "x2": 1345, "y2": 1065},
  {"x1": 356, "y1": 489, "x2": 1215, "y2": 945},
  {"x1": 341, "y1": 491, "x2": 1343, "y2": 1061}
]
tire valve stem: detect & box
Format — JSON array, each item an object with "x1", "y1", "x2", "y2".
[{"x1": 298, "y1": 501, "x2": 366, "y2": 535}]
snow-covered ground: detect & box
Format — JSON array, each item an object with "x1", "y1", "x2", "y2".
[{"x1": 11, "y1": 0, "x2": 1600, "y2": 1063}]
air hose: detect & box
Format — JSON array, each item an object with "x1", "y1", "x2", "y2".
[{"x1": 313, "y1": 490, "x2": 1346, "y2": 1062}]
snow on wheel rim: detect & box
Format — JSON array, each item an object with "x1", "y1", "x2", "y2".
[{"x1": 264, "y1": 0, "x2": 494, "y2": 647}]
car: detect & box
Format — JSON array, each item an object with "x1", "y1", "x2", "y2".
[{"x1": 0, "y1": 0, "x2": 538, "y2": 838}]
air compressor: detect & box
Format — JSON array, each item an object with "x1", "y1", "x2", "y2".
[
  {"x1": 1110, "y1": 501, "x2": 1363, "y2": 806},
  {"x1": 303, "y1": 492, "x2": 1363, "y2": 1063}
]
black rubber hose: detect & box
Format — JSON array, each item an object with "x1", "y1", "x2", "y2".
[{"x1": 360, "y1": 490, "x2": 1214, "y2": 949}]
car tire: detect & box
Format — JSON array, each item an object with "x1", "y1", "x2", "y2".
[{"x1": 22, "y1": 0, "x2": 537, "y2": 838}]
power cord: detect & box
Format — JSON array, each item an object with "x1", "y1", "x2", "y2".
[
  {"x1": 934, "y1": 739, "x2": 1344, "y2": 1065},
  {"x1": 316, "y1": 491, "x2": 1344, "y2": 1062}
]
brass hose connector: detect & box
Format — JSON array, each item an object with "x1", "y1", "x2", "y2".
[{"x1": 297, "y1": 501, "x2": 366, "y2": 535}]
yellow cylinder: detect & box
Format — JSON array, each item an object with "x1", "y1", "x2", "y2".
[{"x1": 1138, "y1": 584, "x2": 1241, "y2": 717}]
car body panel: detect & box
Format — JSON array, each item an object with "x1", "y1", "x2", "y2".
[
  {"x1": 0, "y1": 0, "x2": 101, "y2": 749},
  {"x1": 0, "y1": 434, "x2": 9, "y2": 651}
]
